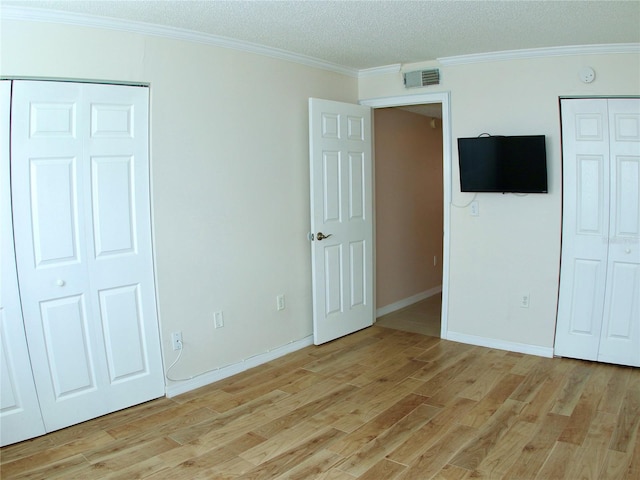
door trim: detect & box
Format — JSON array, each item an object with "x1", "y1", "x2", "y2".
[{"x1": 360, "y1": 92, "x2": 452, "y2": 340}]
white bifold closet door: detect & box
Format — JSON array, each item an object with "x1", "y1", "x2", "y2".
[
  {"x1": 556, "y1": 98, "x2": 640, "y2": 367},
  {"x1": 9, "y1": 80, "x2": 164, "y2": 434},
  {"x1": 1, "y1": 81, "x2": 47, "y2": 446}
]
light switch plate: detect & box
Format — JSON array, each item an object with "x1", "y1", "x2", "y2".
[{"x1": 470, "y1": 201, "x2": 479, "y2": 216}]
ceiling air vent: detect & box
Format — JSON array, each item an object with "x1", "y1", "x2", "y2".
[{"x1": 403, "y1": 69, "x2": 440, "y2": 88}]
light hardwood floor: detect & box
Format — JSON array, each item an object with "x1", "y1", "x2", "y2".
[
  {"x1": 1, "y1": 326, "x2": 638, "y2": 479},
  {"x1": 375, "y1": 295, "x2": 442, "y2": 337}
]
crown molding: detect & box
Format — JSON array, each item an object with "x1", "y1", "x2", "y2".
[
  {"x1": 438, "y1": 43, "x2": 640, "y2": 65},
  {"x1": 4, "y1": 6, "x2": 639, "y2": 77},
  {"x1": 1, "y1": 6, "x2": 359, "y2": 78},
  {"x1": 358, "y1": 64, "x2": 401, "y2": 78}
]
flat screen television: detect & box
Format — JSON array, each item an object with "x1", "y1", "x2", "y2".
[{"x1": 457, "y1": 135, "x2": 548, "y2": 193}]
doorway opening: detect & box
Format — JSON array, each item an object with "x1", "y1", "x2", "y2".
[
  {"x1": 360, "y1": 93, "x2": 452, "y2": 340},
  {"x1": 374, "y1": 105, "x2": 443, "y2": 337}
]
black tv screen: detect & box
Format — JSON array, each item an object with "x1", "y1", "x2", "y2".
[{"x1": 457, "y1": 135, "x2": 548, "y2": 193}]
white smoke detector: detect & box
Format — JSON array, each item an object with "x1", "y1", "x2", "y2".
[{"x1": 579, "y1": 66, "x2": 596, "y2": 84}]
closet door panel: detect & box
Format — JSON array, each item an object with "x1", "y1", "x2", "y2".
[
  {"x1": 0, "y1": 308, "x2": 46, "y2": 446},
  {"x1": 614, "y1": 156, "x2": 639, "y2": 234},
  {"x1": 0, "y1": 80, "x2": 46, "y2": 446},
  {"x1": 567, "y1": 259, "x2": 606, "y2": 335},
  {"x1": 599, "y1": 261, "x2": 640, "y2": 366},
  {"x1": 29, "y1": 157, "x2": 81, "y2": 266},
  {"x1": 599, "y1": 99, "x2": 640, "y2": 366},
  {"x1": 91, "y1": 155, "x2": 136, "y2": 256},
  {"x1": 39, "y1": 294, "x2": 97, "y2": 398},
  {"x1": 98, "y1": 285, "x2": 147, "y2": 382},
  {"x1": 11, "y1": 81, "x2": 110, "y2": 431},
  {"x1": 556, "y1": 99, "x2": 610, "y2": 360},
  {"x1": 84, "y1": 83, "x2": 164, "y2": 407}
]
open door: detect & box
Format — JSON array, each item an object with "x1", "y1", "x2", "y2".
[{"x1": 309, "y1": 98, "x2": 374, "y2": 344}]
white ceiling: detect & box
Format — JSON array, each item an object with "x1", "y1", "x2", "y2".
[{"x1": 4, "y1": 1, "x2": 640, "y2": 71}]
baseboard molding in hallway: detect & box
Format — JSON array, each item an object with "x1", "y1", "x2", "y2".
[{"x1": 376, "y1": 285, "x2": 442, "y2": 318}]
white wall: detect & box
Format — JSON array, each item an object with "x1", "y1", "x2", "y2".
[
  {"x1": 1, "y1": 19, "x2": 358, "y2": 386},
  {"x1": 3, "y1": 15, "x2": 639, "y2": 387},
  {"x1": 360, "y1": 52, "x2": 640, "y2": 352}
]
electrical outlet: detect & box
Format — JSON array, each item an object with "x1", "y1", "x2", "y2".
[
  {"x1": 277, "y1": 294, "x2": 285, "y2": 311},
  {"x1": 214, "y1": 311, "x2": 224, "y2": 329},
  {"x1": 171, "y1": 331, "x2": 183, "y2": 350},
  {"x1": 520, "y1": 293, "x2": 530, "y2": 308}
]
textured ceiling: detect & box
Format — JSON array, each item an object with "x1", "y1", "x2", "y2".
[{"x1": 3, "y1": 1, "x2": 640, "y2": 70}]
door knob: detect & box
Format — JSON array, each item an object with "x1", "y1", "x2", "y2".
[
  {"x1": 625, "y1": 248, "x2": 631, "y2": 254},
  {"x1": 56, "y1": 279, "x2": 66, "y2": 287},
  {"x1": 316, "y1": 232, "x2": 333, "y2": 241}
]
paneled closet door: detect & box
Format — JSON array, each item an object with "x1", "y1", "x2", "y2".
[
  {"x1": 556, "y1": 99, "x2": 610, "y2": 361},
  {"x1": 556, "y1": 98, "x2": 640, "y2": 367},
  {"x1": 598, "y1": 99, "x2": 640, "y2": 366},
  {"x1": 11, "y1": 81, "x2": 165, "y2": 432},
  {"x1": 0, "y1": 80, "x2": 47, "y2": 446}
]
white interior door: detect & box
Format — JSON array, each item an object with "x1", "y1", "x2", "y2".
[
  {"x1": 556, "y1": 98, "x2": 640, "y2": 367},
  {"x1": 309, "y1": 98, "x2": 374, "y2": 345},
  {"x1": 556, "y1": 99, "x2": 610, "y2": 361},
  {"x1": 11, "y1": 81, "x2": 164, "y2": 432},
  {"x1": 597, "y1": 99, "x2": 640, "y2": 366},
  {"x1": 0, "y1": 80, "x2": 47, "y2": 446}
]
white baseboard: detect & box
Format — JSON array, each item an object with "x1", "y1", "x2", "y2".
[
  {"x1": 165, "y1": 335, "x2": 314, "y2": 398},
  {"x1": 446, "y1": 331, "x2": 554, "y2": 358},
  {"x1": 376, "y1": 285, "x2": 442, "y2": 318}
]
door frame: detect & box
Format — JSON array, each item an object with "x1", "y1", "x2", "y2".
[{"x1": 360, "y1": 92, "x2": 452, "y2": 339}]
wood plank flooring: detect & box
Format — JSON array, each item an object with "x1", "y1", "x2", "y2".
[
  {"x1": 375, "y1": 295, "x2": 441, "y2": 337},
  {"x1": 1, "y1": 326, "x2": 638, "y2": 479}
]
